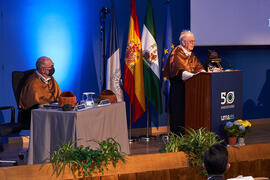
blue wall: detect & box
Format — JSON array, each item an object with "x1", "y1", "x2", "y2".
[
  {"x1": 0, "y1": 0, "x2": 270, "y2": 128},
  {"x1": 0, "y1": 0, "x2": 107, "y2": 123}
]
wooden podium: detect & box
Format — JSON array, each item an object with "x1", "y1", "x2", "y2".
[{"x1": 185, "y1": 70, "x2": 243, "y2": 137}]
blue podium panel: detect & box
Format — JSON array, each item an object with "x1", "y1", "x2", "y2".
[
  {"x1": 185, "y1": 70, "x2": 243, "y2": 139},
  {"x1": 211, "y1": 70, "x2": 243, "y2": 138}
]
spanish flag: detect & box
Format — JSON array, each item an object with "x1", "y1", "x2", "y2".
[{"x1": 123, "y1": 0, "x2": 145, "y2": 123}]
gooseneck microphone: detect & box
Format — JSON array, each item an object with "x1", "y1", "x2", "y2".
[{"x1": 100, "y1": 7, "x2": 111, "y2": 14}]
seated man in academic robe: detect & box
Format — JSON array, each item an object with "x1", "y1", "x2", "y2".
[{"x1": 19, "y1": 56, "x2": 61, "y2": 110}]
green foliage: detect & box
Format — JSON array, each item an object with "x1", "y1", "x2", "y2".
[
  {"x1": 161, "y1": 128, "x2": 223, "y2": 176},
  {"x1": 47, "y1": 138, "x2": 125, "y2": 178},
  {"x1": 160, "y1": 132, "x2": 185, "y2": 153}
]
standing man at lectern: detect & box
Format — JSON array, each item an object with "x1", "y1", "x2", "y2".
[{"x1": 163, "y1": 30, "x2": 204, "y2": 135}]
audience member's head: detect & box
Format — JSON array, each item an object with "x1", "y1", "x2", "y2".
[
  {"x1": 203, "y1": 144, "x2": 230, "y2": 176},
  {"x1": 179, "y1": 30, "x2": 196, "y2": 52},
  {"x1": 36, "y1": 56, "x2": 55, "y2": 78}
]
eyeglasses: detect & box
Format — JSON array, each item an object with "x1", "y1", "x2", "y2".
[{"x1": 186, "y1": 40, "x2": 196, "y2": 44}]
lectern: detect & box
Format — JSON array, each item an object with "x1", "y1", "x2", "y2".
[{"x1": 185, "y1": 70, "x2": 242, "y2": 138}]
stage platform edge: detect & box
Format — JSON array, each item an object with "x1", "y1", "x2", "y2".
[{"x1": 0, "y1": 143, "x2": 270, "y2": 180}]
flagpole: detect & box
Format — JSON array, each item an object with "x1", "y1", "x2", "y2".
[
  {"x1": 167, "y1": 110, "x2": 170, "y2": 133},
  {"x1": 129, "y1": 103, "x2": 135, "y2": 143},
  {"x1": 163, "y1": 108, "x2": 170, "y2": 142},
  {"x1": 124, "y1": 0, "x2": 145, "y2": 141},
  {"x1": 146, "y1": 100, "x2": 149, "y2": 138},
  {"x1": 100, "y1": 7, "x2": 110, "y2": 91},
  {"x1": 146, "y1": 100, "x2": 150, "y2": 140},
  {"x1": 140, "y1": 0, "x2": 162, "y2": 142},
  {"x1": 160, "y1": 0, "x2": 172, "y2": 142},
  {"x1": 141, "y1": 100, "x2": 151, "y2": 142}
]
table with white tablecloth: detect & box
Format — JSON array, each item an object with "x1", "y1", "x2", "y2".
[{"x1": 27, "y1": 102, "x2": 130, "y2": 164}]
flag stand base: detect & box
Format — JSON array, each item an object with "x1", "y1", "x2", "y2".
[
  {"x1": 139, "y1": 135, "x2": 156, "y2": 142},
  {"x1": 128, "y1": 136, "x2": 138, "y2": 143},
  {"x1": 160, "y1": 134, "x2": 169, "y2": 142},
  {"x1": 140, "y1": 136, "x2": 150, "y2": 142}
]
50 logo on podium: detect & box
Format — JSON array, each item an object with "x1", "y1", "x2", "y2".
[{"x1": 221, "y1": 91, "x2": 235, "y2": 105}]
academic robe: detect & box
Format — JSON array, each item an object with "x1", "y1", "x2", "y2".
[
  {"x1": 19, "y1": 72, "x2": 61, "y2": 110},
  {"x1": 163, "y1": 46, "x2": 204, "y2": 134}
]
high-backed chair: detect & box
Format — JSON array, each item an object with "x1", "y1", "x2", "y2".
[
  {"x1": 0, "y1": 106, "x2": 22, "y2": 137},
  {"x1": 12, "y1": 69, "x2": 35, "y2": 130},
  {"x1": 0, "y1": 69, "x2": 35, "y2": 166},
  {"x1": 0, "y1": 106, "x2": 21, "y2": 165}
]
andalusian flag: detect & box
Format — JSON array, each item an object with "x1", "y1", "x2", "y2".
[
  {"x1": 141, "y1": 0, "x2": 162, "y2": 114},
  {"x1": 123, "y1": 0, "x2": 145, "y2": 123},
  {"x1": 106, "y1": 3, "x2": 124, "y2": 102}
]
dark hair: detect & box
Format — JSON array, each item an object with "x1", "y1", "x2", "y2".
[{"x1": 203, "y1": 144, "x2": 228, "y2": 175}]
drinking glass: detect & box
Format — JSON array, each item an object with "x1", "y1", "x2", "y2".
[{"x1": 82, "y1": 92, "x2": 95, "y2": 107}]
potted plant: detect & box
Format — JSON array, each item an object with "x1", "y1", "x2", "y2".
[
  {"x1": 234, "y1": 119, "x2": 252, "y2": 145},
  {"x1": 224, "y1": 121, "x2": 240, "y2": 145},
  {"x1": 224, "y1": 120, "x2": 252, "y2": 146},
  {"x1": 160, "y1": 128, "x2": 223, "y2": 176},
  {"x1": 45, "y1": 138, "x2": 125, "y2": 178}
]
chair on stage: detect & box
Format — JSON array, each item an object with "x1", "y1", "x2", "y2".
[
  {"x1": 0, "y1": 106, "x2": 22, "y2": 165},
  {"x1": 12, "y1": 69, "x2": 36, "y2": 130},
  {"x1": 0, "y1": 69, "x2": 35, "y2": 165}
]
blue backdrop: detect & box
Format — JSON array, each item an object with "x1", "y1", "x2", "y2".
[{"x1": 0, "y1": 0, "x2": 269, "y2": 129}]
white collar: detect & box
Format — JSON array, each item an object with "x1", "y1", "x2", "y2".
[
  {"x1": 179, "y1": 45, "x2": 192, "y2": 56},
  {"x1": 36, "y1": 70, "x2": 51, "y2": 84}
]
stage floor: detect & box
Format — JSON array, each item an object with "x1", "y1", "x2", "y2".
[{"x1": 1, "y1": 118, "x2": 270, "y2": 167}]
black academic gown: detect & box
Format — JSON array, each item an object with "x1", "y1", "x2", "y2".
[{"x1": 169, "y1": 73, "x2": 185, "y2": 135}]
